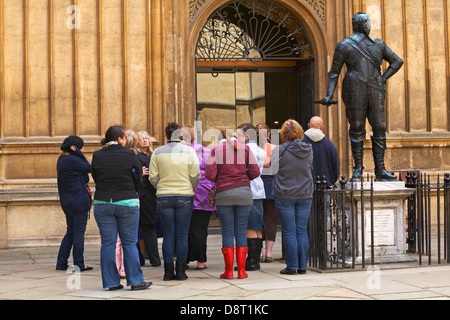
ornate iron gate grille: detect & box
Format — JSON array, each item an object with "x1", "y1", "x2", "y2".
[{"x1": 195, "y1": 0, "x2": 312, "y2": 62}]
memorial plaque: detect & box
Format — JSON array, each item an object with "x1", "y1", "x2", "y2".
[{"x1": 364, "y1": 209, "x2": 395, "y2": 247}]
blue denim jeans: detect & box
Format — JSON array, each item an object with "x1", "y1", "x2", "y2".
[
  {"x1": 216, "y1": 205, "x2": 252, "y2": 248},
  {"x1": 157, "y1": 196, "x2": 194, "y2": 263},
  {"x1": 56, "y1": 211, "x2": 89, "y2": 269},
  {"x1": 274, "y1": 197, "x2": 312, "y2": 270},
  {"x1": 94, "y1": 204, "x2": 144, "y2": 289}
]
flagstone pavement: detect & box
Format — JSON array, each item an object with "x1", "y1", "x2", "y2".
[{"x1": 1, "y1": 231, "x2": 450, "y2": 302}]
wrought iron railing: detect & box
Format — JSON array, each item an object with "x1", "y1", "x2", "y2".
[
  {"x1": 310, "y1": 176, "x2": 375, "y2": 270},
  {"x1": 309, "y1": 172, "x2": 450, "y2": 271},
  {"x1": 405, "y1": 172, "x2": 450, "y2": 265}
]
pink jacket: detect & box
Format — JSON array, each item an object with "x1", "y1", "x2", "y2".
[{"x1": 205, "y1": 140, "x2": 260, "y2": 194}]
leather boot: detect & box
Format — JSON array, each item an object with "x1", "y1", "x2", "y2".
[
  {"x1": 255, "y1": 238, "x2": 263, "y2": 270},
  {"x1": 244, "y1": 238, "x2": 263, "y2": 271},
  {"x1": 220, "y1": 246, "x2": 234, "y2": 279},
  {"x1": 371, "y1": 136, "x2": 397, "y2": 181},
  {"x1": 350, "y1": 136, "x2": 364, "y2": 181},
  {"x1": 175, "y1": 261, "x2": 188, "y2": 280},
  {"x1": 236, "y1": 246, "x2": 248, "y2": 279},
  {"x1": 163, "y1": 262, "x2": 176, "y2": 281}
]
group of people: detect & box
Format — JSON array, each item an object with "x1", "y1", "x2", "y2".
[{"x1": 55, "y1": 116, "x2": 340, "y2": 290}]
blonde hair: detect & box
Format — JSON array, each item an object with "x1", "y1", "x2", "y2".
[
  {"x1": 125, "y1": 129, "x2": 139, "y2": 154},
  {"x1": 280, "y1": 119, "x2": 303, "y2": 143},
  {"x1": 137, "y1": 130, "x2": 154, "y2": 156}
]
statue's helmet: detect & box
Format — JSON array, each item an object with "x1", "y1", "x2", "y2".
[{"x1": 352, "y1": 11, "x2": 372, "y2": 36}]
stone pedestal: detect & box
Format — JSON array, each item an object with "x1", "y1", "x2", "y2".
[{"x1": 349, "y1": 181, "x2": 416, "y2": 264}]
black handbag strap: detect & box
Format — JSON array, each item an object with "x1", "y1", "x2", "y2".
[{"x1": 279, "y1": 141, "x2": 293, "y2": 161}]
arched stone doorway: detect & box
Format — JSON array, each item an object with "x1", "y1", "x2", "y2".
[{"x1": 189, "y1": 0, "x2": 329, "y2": 146}]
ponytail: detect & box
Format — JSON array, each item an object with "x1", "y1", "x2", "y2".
[
  {"x1": 101, "y1": 125, "x2": 125, "y2": 146},
  {"x1": 221, "y1": 129, "x2": 238, "y2": 151}
]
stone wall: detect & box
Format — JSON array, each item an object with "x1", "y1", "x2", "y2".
[{"x1": 0, "y1": 0, "x2": 448, "y2": 247}]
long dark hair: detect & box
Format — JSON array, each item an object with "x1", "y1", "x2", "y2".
[{"x1": 101, "y1": 125, "x2": 125, "y2": 146}]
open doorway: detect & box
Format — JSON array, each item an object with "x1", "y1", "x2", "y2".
[{"x1": 195, "y1": 62, "x2": 313, "y2": 146}]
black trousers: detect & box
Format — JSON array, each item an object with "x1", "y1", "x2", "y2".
[
  {"x1": 187, "y1": 210, "x2": 212, "y2": 263},
  {"x1": 140, "y1": 223, "x2": 161, "y2": 266},
  {"x1": 262, "y1": 199, "x2": 278, "y2": 242}
]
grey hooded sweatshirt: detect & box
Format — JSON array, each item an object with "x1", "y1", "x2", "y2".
[{"x1": 271, "y1": 138, "x2": 314, "y2": 200}]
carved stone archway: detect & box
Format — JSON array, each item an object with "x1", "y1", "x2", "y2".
[
  {"x1": 189, "y1": 0, "x2": 326, "y2": 28},
  {"x1": 188, "y1": 0, "x2": 330, "y2": 133},
  {"x1": 188, "y1": 0, "x2": 330, "y2": 114}
]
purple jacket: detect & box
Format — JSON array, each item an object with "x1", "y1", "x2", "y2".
[{"x1": 191, "y1": 142, "x2": 216, "y2": 211}]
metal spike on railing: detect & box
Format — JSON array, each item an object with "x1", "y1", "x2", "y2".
[
  {"x1": 321, "y1": 175, "x2": 328, "y2": 190},
  {"x1": 339, "y1": 175, "x2": 347, "y2": 190},
  {"x1": 445, "y1": 173, "x2": 450, "y2": 187},
  {"x1": 314, "y1": 176, "x2": 320, "y2": 191},
  {"x1": 405, "y1": 172, "x2": 412, "y2": 187}
]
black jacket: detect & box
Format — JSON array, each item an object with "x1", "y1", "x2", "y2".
[
  {"x1": 137, "y1": 151, "x2": 158, "y2": 225},
  {"x1": 303, "y1": 132, "x2": 340, "y2": 188},
  {"x1": 57, "y1": 148, "x2": 91, "y2": 214},
  {"x1": 91, "y1": 144, "x2": 142, "y2": 202}
]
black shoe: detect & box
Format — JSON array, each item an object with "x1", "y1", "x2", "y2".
[
  {"x1": 108, "y1": 284, "x2": 124, "y2": 291},
  {"x1": 131, "y1": 281, "x2": 152, "y2": 290},
  {"x1": 55, "y1": 266, "x2": 68, "y2": 271},
  {"x1": 298, "y1": 269, "x2": 307, "y2": 274},
  {"x1": 79, "y1": 266, "x2": 93, "y2": 272},
  {"x1": 280, "y1": 268, "x2": 297, "y2": 275}
]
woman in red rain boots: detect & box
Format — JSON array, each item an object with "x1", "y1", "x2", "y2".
[{"x1": 205, "y1": 129, "x2": 261, "y2": 279}]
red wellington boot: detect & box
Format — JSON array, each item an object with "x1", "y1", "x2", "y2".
[
  {"x1": 236, "y1": 246, "x2": 248, "y2": 279},
  {"x1": 220, "y1": 246, "x2": 234, "y2": 279}
]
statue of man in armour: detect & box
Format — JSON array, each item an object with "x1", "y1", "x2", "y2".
[{"x1": 320, "y1": 11, "x2": 403, "y2": 181}]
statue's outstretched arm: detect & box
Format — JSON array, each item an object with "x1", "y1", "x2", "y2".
[{"x1": 319, "y1": 45, "x2": 345, "y2": 106}]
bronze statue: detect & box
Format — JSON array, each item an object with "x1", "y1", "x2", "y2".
[{"x1": 319, "y1": 11, "x2": 403, "y2": 181}]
